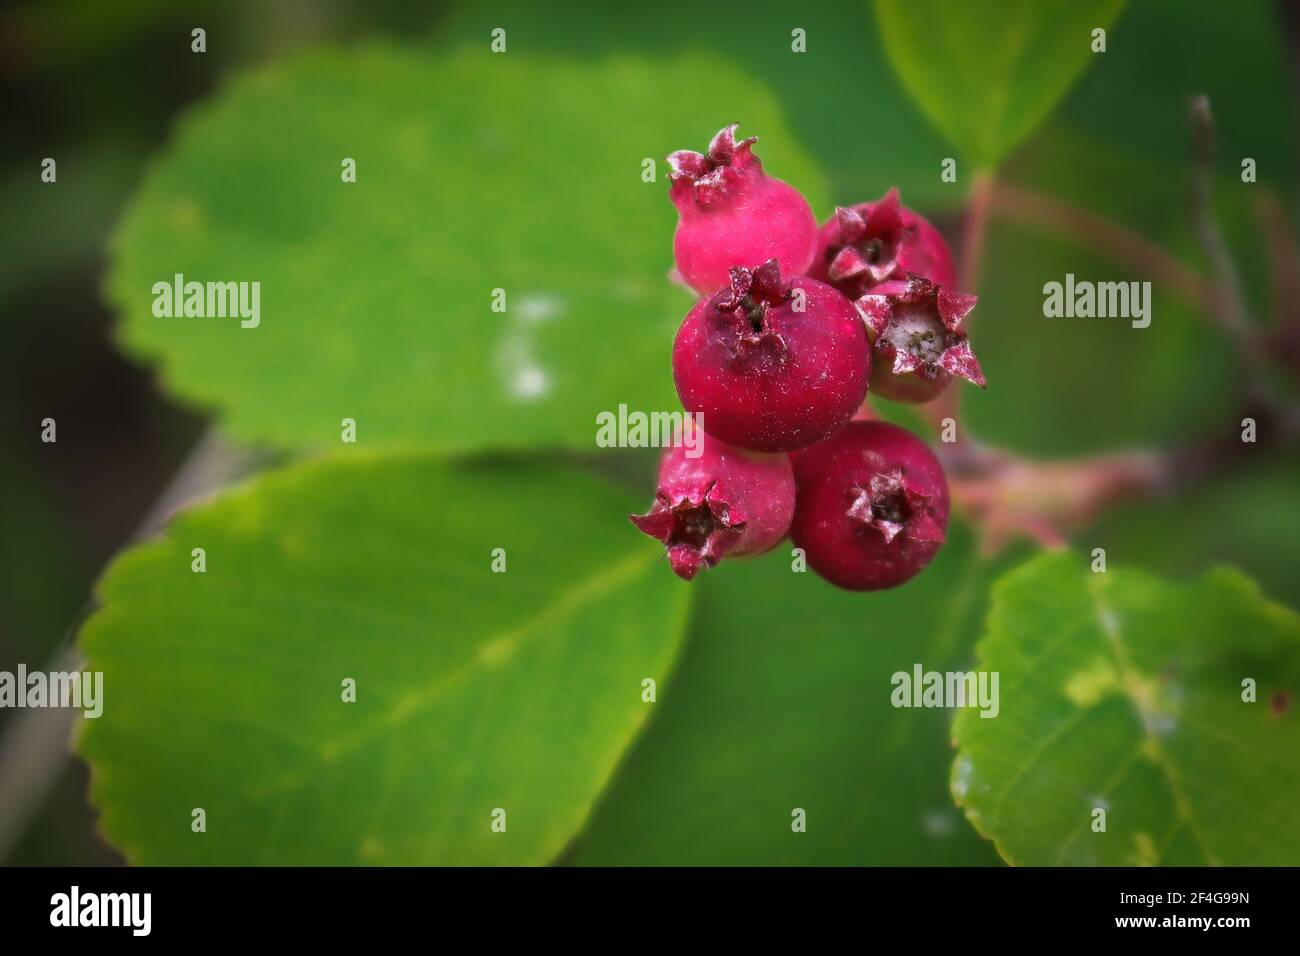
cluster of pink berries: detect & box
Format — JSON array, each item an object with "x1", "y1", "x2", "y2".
[{"x1": 631, "y1": 126, "x2": 986, "y2": 590}]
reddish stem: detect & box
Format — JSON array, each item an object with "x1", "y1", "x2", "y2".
[{"x1": 959, "y1": 170, "x2": 995, "y2": 297}]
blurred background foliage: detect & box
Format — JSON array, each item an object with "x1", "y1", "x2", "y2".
[{"x1": 1, "y1": 0, "x2": 1297, "y2": 864}]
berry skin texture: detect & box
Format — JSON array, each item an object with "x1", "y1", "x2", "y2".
[
  {"x1": 791, "y1": 421, "x2": 950, "y2": 591},
  {"x1": 809, "y1": 187, "x2": 957, "y2": 299},
  {"x1": 854, "y1": 275, "x2": 986, "y2": 404},
  {"x1": 672, "y1": 259, "x2": 871, "y2": 453},
  {"x1": 668, "y1": 124, "x2": 819, "y2": 295},
  {"x1": 630, "y1": 424, "x2": 795, "y2": 581}
]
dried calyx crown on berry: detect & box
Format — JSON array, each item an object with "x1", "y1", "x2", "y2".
[
  {"x1": 629, "y1": 422, "x2": 795, "y2": 581},
  {"x1": 667, "y1": 124, "x2": 819, "y2": 296},
  {"x1": 810, "y1": 187, "x2": 957, "y2": 298},
  {"x1": 790, "y1": 421, "x2": 951, "y2": 591},
  {"x1": 672, "y1": 258, "x2": 870, "y2": 453},
  {"x1": 854, "y1": 275, "x2": 985, "y2": 404}
]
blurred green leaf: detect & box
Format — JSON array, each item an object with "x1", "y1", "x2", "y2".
[
  {"x1": 953, "y1": 551, "x2": 1300, "y2": 865},
  {"x1": 1086, "y1": 456, "x2": 1300, "y2": 610},
  {"x1": 77, "y1": 455, "x2": 692, "y2": 864},
  {"x1": 1061, "y1": 0, "x2": 1296, "y2": 196},
  {"x1": 970, "y1": 118, "x2": 1290, "y2": 455},
  {"x1": 107, "y1": 46, "x2": 826, "y2": 451},
  {"x1": 1003, "y1": 121, "x2": 1280, "y2": 314},
  {"x1": 441, "y1": 0, "x2": 956, "y2": 209},
  {"x1": 575, "y1": 523, "x2": 1021, "y2": 865},
  {"x1": 874, "y1": 0, "x2": 1125, "y2": 168},
  {"x1": 962, "y1": 217, "x2": 1237, "y2": 456}
]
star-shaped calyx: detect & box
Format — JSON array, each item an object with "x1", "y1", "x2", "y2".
[
  {"x1": 854, "y1": 275, "x2": 985, "y2": 387},
  {"x1": 845, "y1": 470, "x2": 945, "y2": 546},
  {"x1": 667, "y1": 124, "x2": 761, "y2": 211},
  {"x1": 826, "y1": 187, "x2": 911, "y2": 287},
  {"x1": 712, "y1": 258, "x2": 789, "y2": 336},
  {"x1": 629, "y1": 481, "x2": 747, "y2": 580}
]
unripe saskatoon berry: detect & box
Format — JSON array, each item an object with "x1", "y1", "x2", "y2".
[
  {"x1": 630, "y1": 422, "x2": 795, "y2": 581},
  {"x1": 673, "y1": 259, "x2": 871, "y2": 453},
  {"x1": 668, "y1": 124, "x2": 819, "y2": 295},
  {"x1": 790, "y1": 421, "x2": 950, "y2": 591},
  {"x1": 854, "y1": 275, "x2": 985, "y2": 404},
  {"x1": 809, "y1": 187, "x2": 957, "y2": 299}
]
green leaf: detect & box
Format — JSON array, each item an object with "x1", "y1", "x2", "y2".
[
  {"x1": 440, "y1": 0, "x2": 956, "y2": 209},
  {"x1": 874, "y1": 0, "x2": 1126, "y2": 168},
  {"x1": 1004, "y1": 118, "x2": 1276, "y2": 287},
  {"x1": 1061, "y1": 0, "x2": 1296, "y2": 194},
  {"x1": 107, "y1": 46, "x2": 826, "y2": 452},
  {"x1": 76, "y1": 455, "x2": 692, "y2": 864},
  {"x1": 574, "y1": 523, "x2": 1023, "y2": 865},
  {"x1": 1086, "y1": 456, "x2": 1300, "y2": 611},
  {"x1": 953, "y1": 552, "x2": 1300, "y2": 866},
  {"x1": 962, "y1": 216, "x2": 1237, "y2": 456}
]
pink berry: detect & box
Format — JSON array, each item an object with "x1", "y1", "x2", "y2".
[
  {"x1": 630, "y1": 423, "x2": 795, "y2": 581},
  {"x1": 854, "y1": 275, "x2": 986, "y2": 404},
  {"x1": 672, "y1": 259, "x2": 871, "y2": 453},
  {"x1": 790, "y1": 421, "x2": 950, "y2": 591},
  {"x1": 668, "y1": 124, "x2": 819, "y2": 295},
  {"x1": 809, "y1": 188, "x2": 957, "y2": 299}
]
